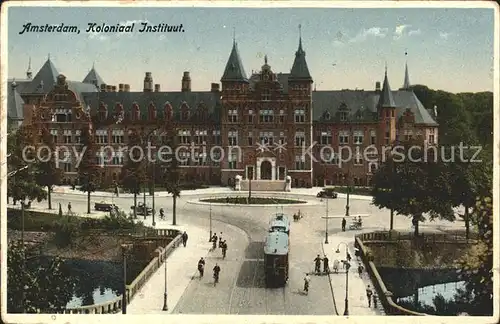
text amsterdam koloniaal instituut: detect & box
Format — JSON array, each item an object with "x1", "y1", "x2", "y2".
[{"x1": 18, "y1": 22, "x2": 185, "y2": 35}]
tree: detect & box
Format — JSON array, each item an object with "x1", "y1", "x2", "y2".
[
  {"x1": 77, "y1": 126, "x2": 101, "y2": 214},
  {"x1": 371, "y1": 142, "x2": 455, "y2": 236},
  {"x1": 8, "y1": 241, "x2": 76, "y2": 313},
  {"x1": 454, "y1": 194, "x2": 493, "y2": 315},
  {"x1": 120, "y1": 131, "x2": 146, "y2": 219},
  {"x1": 162, "y1": 133, "x2": 181, "y2": 225},
  {"x1": 7, "y1": 125, "x2": 47, "y2": 205},
  {"x1": 35, "y1": 127, "x2": 62, "y2": 210}
]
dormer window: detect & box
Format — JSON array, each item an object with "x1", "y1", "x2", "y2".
[
  {"x1": 181, "y1": 102, "x2": 190, "y2": 121},
  {"x1": 99, "y1": 103, "x2": 108, "y2": 121},
  {"x1": 148, "y1": 103, "x2": 157, "y2": 120},
  {"x1": 132, "y1": 103, "x2": 140, "y2": 120},
  {"x1": 164, "y1": 102, "x2": 173, "y2": 121},
  {"x1": 340, "y1": 111, "x2": 348, "y2": 122},
  {"x1": 325, "y1": 112, "x2": 331, "y2": 120}
]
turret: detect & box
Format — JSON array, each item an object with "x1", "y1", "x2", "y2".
[
  {"x1": 220, "y1": 35, "x2": 249, "y2": 91},
  {"x1": 377, "y1": 66, "x2": 397, "y2": 146}
]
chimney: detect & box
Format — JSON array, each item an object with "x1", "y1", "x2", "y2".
[
  {"x1": 211, "y1": 83, "x2": 220, "y2": 92},
  {"x1": 181, "y1": 71, "x2": 191, "y2": 92},
  {"x1": 143, "y1": 72, "x2": 153, "y2": 92},
  {"x1": 124, "y1": 84, "x2": 130, "y2": 92},
  {"x1": 375, "y1": 81, "x2": 381, "y2": 92},
  {"x1": 154, "y1": 84, "x2": 160, "y2": 92},
  {"x1": 106, "y1": 85, "x2": 112, "y2": 92},
  {"x1": 101, "y1": 83, "x2": 107, "y2": 92},
  {"x1": 119, "y1": 83, "x2": 124, "y2": 92},
  {"x1": 112, "y1": 86, "x2": 117, "y2": 92}
]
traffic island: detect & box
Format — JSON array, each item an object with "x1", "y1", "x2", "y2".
[{"x1": 200, "y1": 197, "x2": 306, "y2": 205}]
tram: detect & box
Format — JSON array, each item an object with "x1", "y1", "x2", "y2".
[
  {"x1": 268, "y1": 213, "x2": 290, "y2": 234},
  {"x1": 263, "y1": 230, "x2": 289, "y2": 287}
]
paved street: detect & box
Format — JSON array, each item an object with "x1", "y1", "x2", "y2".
[{"x1": 14, "y1": 186, "x2": 465, "y2": 315}]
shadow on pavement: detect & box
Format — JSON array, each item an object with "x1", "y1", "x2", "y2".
[
  {"x1": 245, "y1": 241, "x2": 265, "y2": 259},
  {"x1": 236, "y1": 260, "x2": 266, "y2": 288}
]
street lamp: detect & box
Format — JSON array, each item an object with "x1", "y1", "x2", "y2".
[
  {"x1": 162, "y1": 259, "x2": 168, "y2": 311},
  {"x1": 208, "y1": 197, "x2": 213, "y2": 241},
  {"x1": 345, "y1": 173, "x2": 350, "y2": 217},
  {"x1": 325, "y1": 197, "x2": 329, "y2": 244},
  {"x1": 121, "y1": 243, "x2": 132, "y2": 314},
  {"x1": 336, "y1": 242, "x2": 350, "y2": 316}
]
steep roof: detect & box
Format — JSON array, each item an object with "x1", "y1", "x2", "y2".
[
  {"x1": 221, "y1": 41, "x2": 248, "y2": 82},
  {"x1": 81, "y1": 91, "x2": 222, "y2": 122},
  {"x1": 7, "y1": 81, "x2": 25, "y2": 120},
  {"x1": 82, "y1": 65, "x2": 105, "y2": 88},
  {"x1": 378, "y1": 69, "x2": 396, "y2": 108},
  {"x1": 402, "y1": 62, "x2": 411, "y2": 90},
  {"x1": 311, "y1": 90, "x2": 438, "y2": 126},
  {"x1": 23, "y1": 58, "x2": 59, "y2": 93},
  {"x1": 289, "y1": 36, "x2": 312, "y2": 81},
  {"x1": 249, "y1": 73, "x2": 290, "y2": 93}
]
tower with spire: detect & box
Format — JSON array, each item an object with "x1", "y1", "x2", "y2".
[
  {"x1": 82, "y1": 62, "x2": 105, "y2": 88},
  {"x1": 401, "y1": 51, "x2": 411, "y2": 90},
  {"x1": 26, "y1": 57, "x2": 32, "y2": 80},
  {"x1": 377, "y1": 65, "x2": 397, "y2": 146},
  {"x1": 220, "y1": 30, "x2": 249, "y2": 92},
  {"x1": 289, "y1": 24, "x2": 313, "y2": 86}
]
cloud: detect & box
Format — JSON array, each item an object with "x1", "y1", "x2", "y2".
[
  {"x1": 408, "y1": 29, "x2": 422, "y2": 36},
  {"x1": 349, "y1": 27, "x2": 388, "y2": 43},
  {"x1": 439, "y1": 32, "x2": 450, "y2": 40},
  {"x1": 393, "y1": 24, "x2": 413, "y2": 40}
]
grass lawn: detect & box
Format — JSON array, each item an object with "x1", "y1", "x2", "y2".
[
  {"x1": 330, "y1": 186, "x2": 373, "y2": 196},
  {"x1": 200, "y1": 197, "x2": 306, "y2": 205}
]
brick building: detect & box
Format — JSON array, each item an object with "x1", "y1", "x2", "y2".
[{"x1": 7, "y1": 35, "x2": 438, "y2": 188}]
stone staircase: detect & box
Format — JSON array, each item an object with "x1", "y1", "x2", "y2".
[{"x1": 239, "y1": 180, "x2": 287, "y2": 192}]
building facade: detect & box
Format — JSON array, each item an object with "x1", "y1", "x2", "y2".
[{"x1": 7, "y1": 35, "x2": 438, "y2": 188}]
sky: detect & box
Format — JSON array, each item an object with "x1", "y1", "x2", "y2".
[{"x1": 5, "y1": 4, "x2": 496, "y2": 93}]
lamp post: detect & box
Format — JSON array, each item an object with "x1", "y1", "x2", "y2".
[
  {"x1": 325, "y1": 197, "x2": 329, "y2": 244},
  {"x1": 336, "y1": 242, "x2": 350, "y2": 316},
  {"x1": 345, "y1": 173, "x2": 350, "y2": 217},
  {"x1": 208, "y1": 197, "x2": 213, "y2": 241},
  {"x1": 121, "y1": 244, "x2": 132, "y2": 314},
  {"x1": 162, "y1": 259, "x2": 168, "y2": 311},
  {"x1": 151, "y1": 142, "x2": 156, "y2": 227}
]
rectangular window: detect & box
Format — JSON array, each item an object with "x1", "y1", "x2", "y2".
[
  {"x1": 295, "y1": 155, "x2": 305, "y2": 170},
  {"x1": 75, "y1": 130, "x2": 81, "y2": 144},
  {"x1": 259, "y1": 132, "x2": 274, "y2": 145},
  {"x1": 211, "y1": 151, "x2": 221, "y2": 166},
  {"x1": 259, "y1": 110, "x2": 274, "y2": 123},
  {"x1": 340, "y1": 111, "x2": 348, "y2": 121},
  {"x1": 354, "y1": 154, "x2": 363, "y2": 165},
  {"x1": 228, "y1": 130, "x2": 238, "y2": 146},
  {"x1": 339, "y1": 131, "x2": 349, "y2": 145},
  {"x1": 294, "y1": 109, "x2": 305, "y2": 123},
  {"x1": 228, "y1": 153, "x2": 237, "y2": 169},
  {"x1": 429, "y1": 134, "x2": 435, "y2": 144},
  {"x1": 50, "y1": 129, "x2": 58, "y2": 143},
  {"x1": 212, "y1": 130, "x2": 221, "y2": 145},
  {"x1": 323, "y1": 152, "x2": 339, "y2": 165},
  {"x1": 279, "y1": 132, "x2": 286, "y2": 145},
  {"x1": 248, "y1": 111, "x2": 254, "y2": 123},
  {"x1": 353, "y1": 130, "x2": 364, "y2": 145},
  {"x1": 370, "y1": 130, "x2": 376, "y2": 145},
  {"x1": 320, "y1": 131, "x2": 332, "y2": 145},
  {"x1": 248, "y1": 132, "x2": 253, "y2": 146},
  {"x1": 261, "y1": 89, "x2": 270, "y2": 101},
  {"x1": 178, "y1": 130, "x2": 191, "y2": 144},
  {"x1": 194, "y1": 130, "x2": 208, "y2": 145},
  {"x1": 228, "y1": 110, "x2": 238, "y2": 123},
  {"x1": 112, "y1": 130, "x2": 124, "y2": 144}
]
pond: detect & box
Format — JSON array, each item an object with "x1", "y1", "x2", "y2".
[
  {"x1": 396, "y1": 281, "x2": 467, "y2": 306},
  {"x1": 38, "y1": 256, "x2": 147, "y2": 308}
]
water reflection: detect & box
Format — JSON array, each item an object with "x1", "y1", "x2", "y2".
[{"x1": 397, "y1": 281, "x2": 467, "y2": 306}]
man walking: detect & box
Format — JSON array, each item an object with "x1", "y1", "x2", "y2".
[
  {"x1": 68, "y1": 202, "x2": 72, "y2": 214},
  {"x1": 323, "y1": 255, "x2": 329, "y2": 274},
  {"x1": 366, "y1": 285, "x2": 373, "y2": 307},
  {"x1": 341, "y1": 217, "x2": 346, "y2": 232},
  {"x1": 182, "y1": 231, "x2": 188, "y2": 247}
]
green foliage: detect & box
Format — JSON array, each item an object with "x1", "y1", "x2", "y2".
[
  {"x1": 77, "y1": 126, "x2": 101, "y2": 193},
  {"x1": 52, "y1": 216, "x2": 82, "y2": 248},
  {"x1": 371, "y1": 143, "x2": 455, "y2": 235},
  {"x1": 7, "y1": 241, "x2": 76, "y2": 313},
  {"x1": 7, "y1": 125, "x2": 47, "y2": 204},
  {"x1": 35, "y1": 127, "x2": 63, "y2": 208},
  {"x1": 454, "y1": 195, "x2": 493, "y2": 315},
  {"x1": 332, "y1": 186, "x2": 372, "y2": 196},
  {"x1": 120, "y1": 131, "x2": 146, "y2": 195}
]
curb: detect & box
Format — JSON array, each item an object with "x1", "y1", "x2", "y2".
[{"x1": 186, "y1": 199, "x2": 321, "y2": 207}]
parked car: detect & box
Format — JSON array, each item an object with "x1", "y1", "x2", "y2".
[
  {"x1": 316, "y1": 188, "x2": 338, "y2": 198},
  {"x1": 131, "y1": 202, "x2": 153, "y2": 216},
  {"x1": 94, "y1": 201, "x2": 116, "y2": 212}
]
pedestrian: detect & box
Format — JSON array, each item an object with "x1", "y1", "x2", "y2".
[
  {"x1": 218, "y1": 232, "x2": 223, "y2": 248},
  {"x1": 68, "y1": 202, "x2": 72, "y2": 213},
  {"x1": 346, "y1": 252, "x2": 352, "y2": 263},
  {"x1": 323, "y1": 255, "x2": 329, "y2": 274},
  {"x1": 314, "y1": 254, "x2": 322, "y2": 274},
  {"x1": 333, "y1": 259, "x2": 340, "y2": 273},
  {"x1": 366, "y1": 285, "x2": 373, "y2": 307},
  {"x1": 211, "y1": 233, "x2": 217, "y2": 243},
  {"x1": 373, "y1": 292, "x2": 378, "y2": 308},
  {"x1": 182, "y1": 231, "x2": 188, "y2": 247},
  {"x1": 341, "y1": 217, "x2": 346, "y2": 231},
  {"x1": 358, "y1": 263, "x2": 364, "y2": 276},
  {"x1": 226, "y1": 196, "x2": 229, "y2": 204}
]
